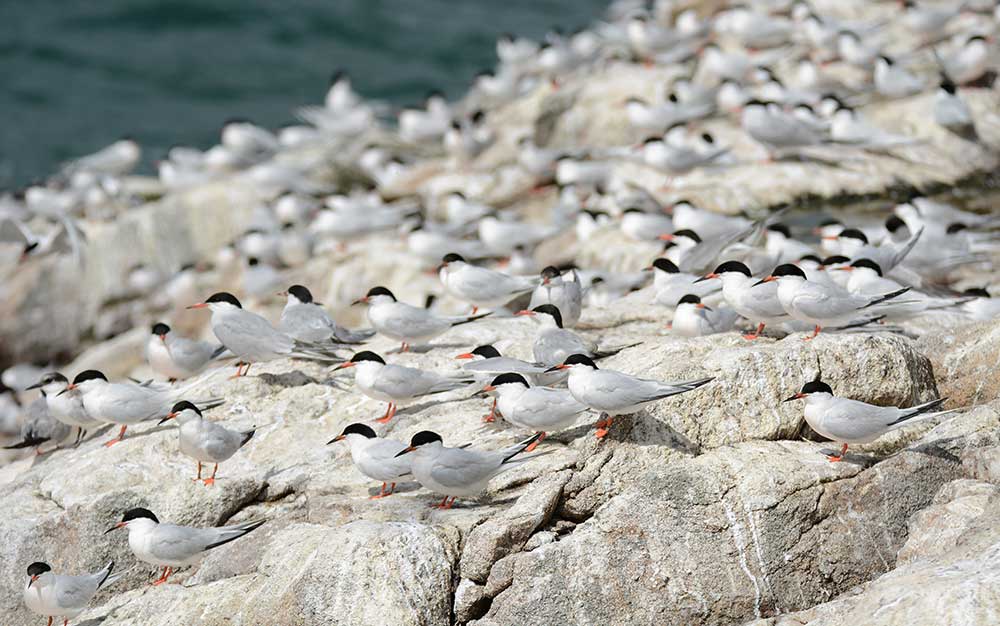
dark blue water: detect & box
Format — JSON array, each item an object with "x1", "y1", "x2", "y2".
[{"x1": 1, "y1": 0, "x2": 608, "y2": 187}]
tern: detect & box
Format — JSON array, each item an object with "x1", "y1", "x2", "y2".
[
  {"x1": 328, "y1": 423, "x2": 411, "y2": 498},
  {"x1": 394, "y1": 430, "x2": 544, "y2": 508},
  {"x1": 336, "y1": 351, "x2": 474, "y2": 423},
  {"x1": 278, "y1": 285, "x2": 372, "y2": 345},
  {"x1": 439, "y1": 253, "x2": 537, "y2": 313},
  {"x1": 104, "y1": 508, "x2": 265, "y2": 586},
  {"x1": 158, "y1": 401, "x2": 255, "y2": 486},
  {"x1": 484, "y1": 373, "x2": 588, "y2": 444},
  {"x1": 353, "y1": 286, "x2": 489, "y2": 352},
  {"x1": 23, "y1": 560, "x2": 121, "y2": 626},
  {"x1": 783, "y1": 376, "x2": 955, "y2": 462},
  {"x1": 547, "y1": 354, "x2": 713, "y2": 439},
  {"x1": 146, "y1": 323, "x2": 226, "y2": 382}
]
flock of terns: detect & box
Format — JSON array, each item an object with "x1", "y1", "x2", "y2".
[{"x1": 6, "y1": 0, "x2": 1000, "y2": 624}]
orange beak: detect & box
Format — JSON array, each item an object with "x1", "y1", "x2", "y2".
[
  {"x1": 515, "y1": 310, "x2": 535, "y2": 317},
  {"x1": 351, "y1": 296, "x2": 369, "y2": 305},
  {"x1": 394, "y1": 445, "x2": 416, "y2": 457},
  {"x1": 782, "y1": 392, "x2": 806, "y2": 403},
  {"x1": 327, "y1": 434, "x2": 345, "y2": 444},
  {"x1": 483, "y1": 385, "x2": 496, "y2": 392},
  {"x1": 336, "y1": 362, "x2": 356, "y2": 370},
  {"x1": 821, "y1": 235, "x2": 838, "y2": 241},
  {"x1": 658, "y1": 234, "x2": 675, "y2": 241},
  {"x1": 103, "y1": 521, "x2": 127, "y2": 534},
  {"x1": 187, "y1": 302, "x2": 208, "y2": 309},
  {"x1": 455, "y1": 353, "x2": 474, "y2": 359},
  {"x1": 834, "y1": 266, "x2": 853, "y2": 272}
]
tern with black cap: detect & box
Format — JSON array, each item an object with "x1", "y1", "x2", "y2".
[
  {"x1": 484, "y1": 373, "x2": 587, "y2": 444},
  {"x1": 783, "y1": 375, "x2": 957, "y2": 462},
  {"x1": 394, "y1": 431, "x2": 545, "y2": 509},
  {"x1": 145, "y1": 322, "x2": 226, "y2": 382},
  {"x1": 353, "y1": 286, "x2": 489, "y2": 352},
  {"x1": 278, "y1": 284, "x2": 373, "y2": 345},
  {"x1": 547, "y1": 354, "x2": 713, "y2": 439},
  {"x1": 158, "y1": 401, "x2": 254, "y2": 486},
  {"x1": 438, "y1": 253, "x2": 537, "y2": 313},
  {"x1": 696, "y1": 261, "x2": 790, "y2": 340},
  {"x1": 105, "y1": 507, "x2": 265, "y2": 586},
  {"x1": 336, "y1": 351, "x2": 474, "y2": 423},
  {"x1": 23, "y1": 560, "x2": 121, "y2": 626},
  {"x1": 328, "y1": 423, "x2": 411, "y2": 498}
]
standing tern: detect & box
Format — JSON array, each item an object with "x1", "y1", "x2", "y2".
[
  {"x1": 783, "y1": 376, "x2": 955, "y2": 462},
  {"x1": 24, "y1": 560, "x2": 121, "y2": 626},
  {"x1": 27, "y1": 373, "x2": 102, "y2": 445},
  {"x1": 158, "y1": 401, "x2": 254, "y2": 486},
  {"x1": 695, "y1": 261, "x2": 790, "y2": 340},
  {"x1": 336, "y1": 351, "x2": 474, "y2": 423},
  {"x1": 528, "y1": 267, "x2": 583, "y2": 327},
  {"x1": 439, "y1": 253, "x2": 537, "y2": 313},
  {"x1": 651, "y1": 258, "x2": 720, "y2": 307},
  {"x1": 935, "y1": 76, "x2": 978, "y2": 142},
  {"x1": 547, "y1": 354, "x2": 713, "y2": 438},
  {"x1": 188, "y1": 292, "x2": 346, "y2": 377},
  {"x1": 278, "y1": 285, "x2": 373, "y2": 345},
  {"x1": 517, "y1": 304, "x2": 634, "y2": 366},
  {"x1": 394, "y1": 430, "x2": 544, "y2": 508},
  {"x1": 353, "y1": 286, "x2": 489, "y2": 352},
  {"x1": 104, "y1": 508, "x2": 265, "y2": 585},
  {"x1": 485, "y1": 373, "x2": 588, "y2": 442},
  {"x1": 62, "y1": 370, "x2": 223, "y2": 446},
  {"x1": 327, "y1": 423, "x2": 411, "y2": 498},
  {"x1": 146, "y1": 323, "x2": 226, "y2": 382},
  {"x1": 672, "y1": 294, "x2": 739, "y2": 337},
  {"x1": 757, "y1": 264, "x2": 910, "y2": 339}
]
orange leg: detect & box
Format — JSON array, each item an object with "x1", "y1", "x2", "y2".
[
  {"x1": 594, "y1": 415, "x2": 613, "y2": 439},
  {"x1": 63, "y1": 620, "x2": 69, "y2": 626},
  {"x1": 371, "y1": 481, "x2": 397, "y2": 499},
  {"x1": 104, "y1": 425, "x2": 128, "y2": 447},
  {"x1": 401, "y1": 342, "x2": 410, "y2": 352},
  {"x1": 802, "y1": 325, "x2": 822, "y2": 341},
  {"x1": 375, "y1": 402, "x2": 397, "y2": 424},
  {"x1": 525, "y1": 432, "x2": 546, "y2": 452},
  {"x1": 151, "y1": 566, "x2": 173, "y2": 586},
  {"x1": 47, "y1": 618, "x2": 53, "y2": 626},
  {"x1": 202, "y1": 463, "x2": 218, "y2": 486},
  {"x1": 742, "y1": 323, "x2": 766, "y2": 340},
  {"x1": 192, "y1": 461, "x2": 202, "y2": 482},
  {"x1": 432, "y1": 496, "x2": 454, "y2": 509},
  {"x1": 827, "y1": 443, "x2": 849, "y2": 463},
  {"x1": 482, "y1": 398, "x2": 497, "y2": 423}
]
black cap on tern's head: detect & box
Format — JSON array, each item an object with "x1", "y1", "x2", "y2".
[
  {"x1": 27, "y1": 562, "x2": 51, "y2": 578},
  {"x1": 205, "y1": 292, "x2": 243, "y2": 308},
  {"x1": 472, "y1": 345, "x2": 501, "y2": 358},
  {"x1": 348, "y1": 351, "x2": 385, "y2": 365},
  {"x1": 151, "y1": 322, "x2": 171, "y2": 336},
  {"x1": 442, "y1": 253, "x2": 466, "y2": 264},
  {"x1": 766, "y1": 223, "x2": 792, "y2": 238},
  {"x1": 546, "y1": 353, "x2": 597, "y2": 372},
  {"x1": 365, "y1": 286, "x2": 396, "y2": 301},
  {"x1": 540, "y1": 266, "x2": 561, "y2": 280},
  {"x1": 32, "y1": 372, "x2": 67, "y2": 389},
  {"x1": 878, "y1": 54, "x2": 894, "y2": 66},
  {"x1": 72, "y1": 370, "x2": 108, "y2": 385},
  {"x1": 489, "y1": 373, "x2": 530, "y2": 388},
  {"x1": 838, "y1": 228, "x2": 868, "y2": 244},
  {"x1": 530, "y1": 304, "x2": 563, "y2": 328},
  {"x1": 850, "y1": 258, "x2": 883, "y2": 276},
  {"x1": 170, "y1": 400, "x2": 202, "y2": 416},
  {"x1": 818, "y1": 218, "x2": 842, "y2": 228},
  {"x1": 799, "y1": 254, "x2": 822, "y2": 265},
  {"x1": 652, "y1": 258, "x2": 679, "y2": 273},
  {"x1": 342, "y1": 423, "x2": 377, "y2": 439},
  {"x1": 122, "y1": 507, "x2": 159, "y2": 523},
  {"x1": 678, "y1": 294, "x2": 702, "y2": 305},
  {"x1": 946, "y1": 222, "x2": 968, "y2": 235},
  {"x1": 771, "y1": 264, "x2": 807, "y2": 279},
  {"x1": 885, "y1": 215, "x2": 907, "y2": 233},
  {"x1": 713, "y1": 261, "x2": 752, "y2": 277},
  {"x1": 963, "y1": 287, "x2": 991, "y2": 298},
  {"x1": 409, "y1": 431, "x2": 443, "y2": 448},
  {"x1": 783, "y1": 378, "x2": 833, "y2": 402},
  {"x1": 672, "y1": 229, "x2": 702, "y2": 243},
  {"x1": 287, "y1": 285, "x2": 313, "y2": 303},
  {"x1": 247, "y1": 257, "x2": 260, "y2": 267},
  {"x1": 821, "y1": 255, "x2": 850, "y2": 266}
]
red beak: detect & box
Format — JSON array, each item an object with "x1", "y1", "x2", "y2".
[
  {"x1": 515, "y1": 310, "x2": 534, "y2": 317},
  {"x1": 658, "y1": 234, "x2": 675, "y2": 241},
  {"x1": 483, "y1": 385, "x2": 496, "y2": 392},
  {"x1": 455, "y1": 353, "x2": 474, "y2": 359},
  {"x1": 187, "y1": 302, "x2": 208, "y2": 309},
  {"x1": 336, "y1": 362, "x2": 356, "y2": 370}
]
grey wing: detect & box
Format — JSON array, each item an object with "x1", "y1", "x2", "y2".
[
  {"x1": 201, "y1": 423, "x2": 244, "y2": 460},
  {"x1": 215, "y1": 311, "x2": 293, "y2": 356},
  {"x1": 822, "y1": 398, "x2": 901, "y2": 438},
  {"x1": 534, "y1": 330, "x2": 593, "y2": 365},
  {"x1": 453, "y1": 267, "x2": 506, "y2": 298},
  {"x1": 430, "y1": 448, "x2": 503, "y2": 488},
  {"x1": 280, "y1": 306, "x2": 334, "y2": 338},
  {"x1": 788, "y1": 285, "x2": 841, "y2": 318},
  {"x1": 54, "y1": 574, "x2": 100, "y2": 610},
  {"x1": 596, "y1": 370, "x2": 668, "y2": 405},
  {"x1": 522, "y1": 388, "x2": 587, "y2": 417},
  {"x1": 384, "y1": 304, "x2": 450, "y2": 338},
  {"x1": 368, "y1": 439, "x2": 412, "y2": 477},
  {"x1": 377, "y1": 364, "x2": 439, "y2": 396},
  {"x1": 0, "y1": 217, "x2": 30, "y2": 244},
  {"x1": 170, "y1": 337, "x2": 216, "y2": 371},
  {"x1": 464, "y1": 357, "x2": 546, "y2": 374},
  {"x1": 148, "y1": 524, "x2": 218, "y2": 562}
]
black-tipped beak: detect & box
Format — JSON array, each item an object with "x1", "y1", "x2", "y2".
[
  {"x1": 697, "y1": 303, "x2": 712, "y2": 311},
  {"x1": 544, "y1": 364, "x2": 569, "y2": 373},
  {"x1": 25, "y1": 382, "x2": 43, "y2": 391},
  {"x1": 28, "y1": 575, "x2": 38, "y2": 587},
  {"x1": 693, "y1": 272, "x2": 718, "y2": 284},
  {"x1": 782, "y1": 392, "x2": 806, "y2": 403},
  {"x1": 351, "y1": 297, "x2": 368, "y2": 306},
  {"x1": 752, "y1": 276, "x2": 775, "y2": 287},
  {"x1": 394, "y1": 446, "x2": 416, "y2": 458},
  {"x1": 104, "y1": 522, "x2": 126, "y2": 534},
  {"x1": 157, "y1": 412, "x2": 178, "y2": 426},
  {"x1": 327, "y1": 434, "x2": 345, "y2": 445}
]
